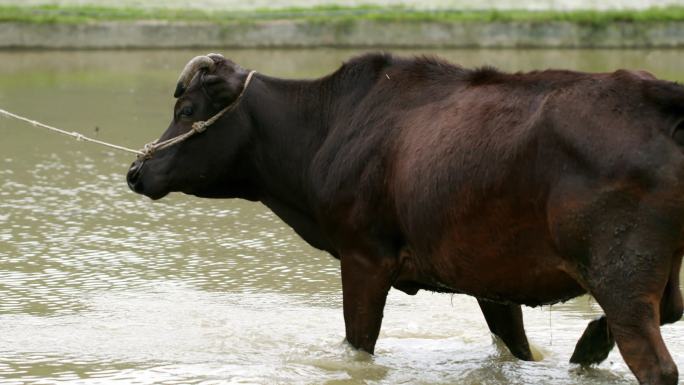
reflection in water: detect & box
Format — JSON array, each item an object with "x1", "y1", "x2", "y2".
[{"x1": 0, "y1": 49, "x2": 683, "y2": 384}]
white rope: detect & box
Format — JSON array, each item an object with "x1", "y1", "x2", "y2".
[
  {"x1": 0, "y1": 107, "x2": 144, "y2": 156},
  {"x1": 0, "y1": 69, "x2": 256, "y2": 159}
]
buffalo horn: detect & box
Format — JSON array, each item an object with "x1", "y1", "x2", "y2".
[{"x1": 174, "y1": 55, "x2": 218, "y2": 98}]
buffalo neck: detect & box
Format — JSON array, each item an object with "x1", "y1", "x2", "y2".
[
  {"x1": 241, "y1": 58, "x2": 387, "y2": 206},
  {"x1": 237, "y1": 74, "x2": 341, "y2": 253},
  {"x1": 238, "y1": 61, "x2": 387, "y2": 255},
  {"x1": 242, "y1": 74, "x2": 332, "y2": 212}
]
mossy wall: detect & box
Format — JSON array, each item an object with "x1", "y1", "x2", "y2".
[{"x1": 1, "y1": 19, "x2": 684, "y2": 48}]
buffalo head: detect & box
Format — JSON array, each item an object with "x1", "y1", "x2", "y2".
[{"x1": 126, "y1": 54, "x2": 256, "y2": 200}]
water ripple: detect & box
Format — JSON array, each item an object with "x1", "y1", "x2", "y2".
[{"x1": 1, "y1": 49, "x2": 683, "y2": 384}]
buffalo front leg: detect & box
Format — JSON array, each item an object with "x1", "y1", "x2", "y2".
[
  {"x1": 477, "y1": 299, "x2": 533, "y2": 361},
  {"x1": 340, "y1": 252, "x2": 397, "y2": 354}
]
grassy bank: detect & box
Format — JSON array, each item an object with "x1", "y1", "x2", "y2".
[
  {"x1": 2, "y1": 4, "x2": 684, "y2": 26},
  {"x1": 3, "y1": 4, "x2": 684, "y2": 49}
]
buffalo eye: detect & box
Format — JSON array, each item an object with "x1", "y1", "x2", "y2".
[
  {"x1": 179, "y1": 106, "x2": 194, "y2": 117},
  {"x1": 673, "y1": 120, "x2": 684, "y2": 146}
]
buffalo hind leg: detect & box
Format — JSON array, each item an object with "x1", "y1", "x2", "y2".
[
  {"x1": 583, "y1": 242, "x2": 678, "y2": 383},
  {"x1": 660, "y1": 253, "x2": 683, "y2": 325},
  {"x1": 571, "y1": 253, "x2": 682, "y2": 366},
  {"x1": 477, "y1": 299, "x2": 533, "y2": 361},
  {"x1": 597, "y1": 296, "x2": 677, "y2": 385},
  {"x1": 570, "y1": 315, "x2": 614, "y2": 365},
  {"x1": 340, "y1": 252, "x2": 396, "y2": 354}
]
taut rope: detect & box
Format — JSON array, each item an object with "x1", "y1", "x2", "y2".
[
  {"x1": 0, "y1": 70, "x2": 257, "y2": 160},
  {"x1": 0, "y1": 108, "x2": 144, "y2": 156}
]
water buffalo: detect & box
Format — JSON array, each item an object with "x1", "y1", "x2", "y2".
[{"x1": 127, "y1": 52, "x2": 683, "y2": 385}]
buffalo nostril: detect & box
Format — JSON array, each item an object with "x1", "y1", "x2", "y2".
[
  {"x1": 126, "y1": 161, "x2": 144, "y2": 191},
  {"x1": 127, "y1": 162, "x2": 141, "y2": 180}
]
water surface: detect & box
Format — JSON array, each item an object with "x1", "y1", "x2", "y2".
[{"x1": 0, "y1": 48, "x2": 683, "y2": 384}]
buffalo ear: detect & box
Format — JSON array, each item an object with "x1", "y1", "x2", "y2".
[
  {"x1": 673, "y1": 120, "x2": 684, "y2": 146},
  {"x1": 201, "y1": 61, "x2": 249, "y2": 108}
]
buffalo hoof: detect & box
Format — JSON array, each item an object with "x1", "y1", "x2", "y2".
[
  {"x1": 570, "y1": 316, "x2": 615, "y2": 365},
  {"x1": 507, "y1": 340, "x2": 535, "y2": 362}
]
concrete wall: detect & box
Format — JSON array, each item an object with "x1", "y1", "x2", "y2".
[{"x1": 2, "y1": 20, "x2": 684, "y2": 49}]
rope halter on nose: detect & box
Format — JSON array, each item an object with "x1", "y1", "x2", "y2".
[{"x1": 138, "y1": 69, "x2": 257, "y2": 160}]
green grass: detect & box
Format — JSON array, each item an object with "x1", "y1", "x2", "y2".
[{"x1": 1, "y1": 4, "x2": 684, "y2": 25}]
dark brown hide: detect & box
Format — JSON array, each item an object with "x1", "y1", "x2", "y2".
[{"x1": 127, "y1": 53, "x2": 684, "y2": 385}]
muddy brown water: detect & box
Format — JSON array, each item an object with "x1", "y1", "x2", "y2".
[{"x1": 0, "y1": 49, "x2": 683, "y2": 385}]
